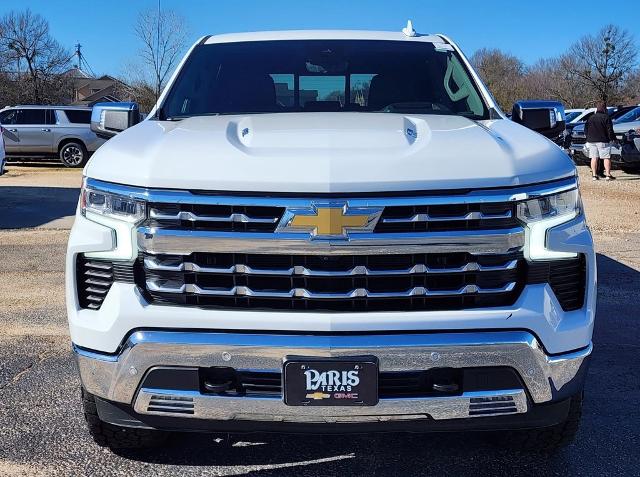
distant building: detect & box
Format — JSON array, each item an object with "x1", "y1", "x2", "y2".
[{"x1": 65, "y1": 68, "x2": 124, "y2": 106}]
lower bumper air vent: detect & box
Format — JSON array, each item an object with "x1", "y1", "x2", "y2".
[
  {"x1": 468, "y1": 395, "x2": 517, "y2": 416},
  {"x1": 147, "y1": 394, "x2": 195, "y2": 415}
]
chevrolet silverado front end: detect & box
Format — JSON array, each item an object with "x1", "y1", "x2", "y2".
[{"x1": 67, "y1": 28, "x2": 595, "y2": 452}]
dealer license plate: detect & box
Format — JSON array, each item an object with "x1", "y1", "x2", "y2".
[{"x1": 283, "y1": 357, "x2": 378, "y2": 406}]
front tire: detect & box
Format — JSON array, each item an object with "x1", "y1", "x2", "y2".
[
  {"x1": 506, "y1": 393, "x2": 583, "y2": 453},
  {"x1": 81, "y1": 388, "x2": 167, "y2": 449},
  {"x1": 60, "y1": 142, "x2": 88, "y2": 167}
]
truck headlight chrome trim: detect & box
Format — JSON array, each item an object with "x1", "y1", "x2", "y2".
[
  {"x1": 517, "y1": 189, "x2": 581, "y2": 260},
  {"x1": 81, "y1": 178, "x2": 146, "y2": 224},
  {"x1": 81, "y1": 178, "x2": 147, "y2": 260}
]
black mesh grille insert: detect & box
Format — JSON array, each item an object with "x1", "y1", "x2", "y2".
[{"x1": 193, "y1": 367, "x2": 522, "y2": 398}]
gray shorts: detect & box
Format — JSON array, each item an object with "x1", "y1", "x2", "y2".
[{"x1": 588, "y1": 142, "x2": 611, "y2": 159}]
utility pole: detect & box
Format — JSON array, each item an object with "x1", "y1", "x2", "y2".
[{"x1": 74, "y1": 43, "x2": 83, "y2": 70}]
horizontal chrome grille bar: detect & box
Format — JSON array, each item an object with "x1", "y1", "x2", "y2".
[
  {"x1": 150, "y1": 209, "x2": 279, "y2": 224},
  {"x1": 138, "y1": 227, "x2": 525, "y2": 255},
  {"x1": 382, "y1": 210, "x2": 512, "y2": 223},
  {"x1": 144, "y1": 256, "x2": 518, "y2": 276},
  {"x1": 146, "y1": 280, "x2": 517, "y2": 299}
]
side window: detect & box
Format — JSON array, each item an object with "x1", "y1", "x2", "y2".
[
  {"x1": 15, "y1": 109, "x2": 47, "y2": 125},
  {"x1": 582, "y1": 112, "x2": 594, "y2": 121},
  {"x1": 444, "y1": 55, "x2": 484, "y2": 116},
  {"x1": 64, "y1": 110, "x2": 92, "y2": 124},
  {"x1": 350, "y1": 74, "x2": 375, "y2": 107},
  {"x1": 0, "y1": 110, "x2": 17, "y2": 124},
  {"x1": 270, "y1": 74, "x2": 295, "y2": 107},
  {"x1": 46, "y1": 110, "x2": 57, "y2": 125}
]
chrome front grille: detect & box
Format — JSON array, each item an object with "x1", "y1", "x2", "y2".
[
  {"x1": 147, "y1": 201, "x2": 517, "y2": 234},
  {"x1": 148, "y1": 203, "x2": 285, "y2": 233},
  {"x1": 141, "y1": 251, "x2": 524, "y2": 312},
  {"x1": 79, "y1": 177, "x2": 585, "y2": 313},
  {"x1": 376, "y1": 202, "x2": 517, "y2": 232}
]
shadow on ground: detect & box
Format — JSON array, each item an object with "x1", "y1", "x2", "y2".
[
  {"x1": 4, "y1": 159, "x2": 68, "y2": 168},
  {"x1": 0, "y1": 186, "x2": 79, "y2": 228}
]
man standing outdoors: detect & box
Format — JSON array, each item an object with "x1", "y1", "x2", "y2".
[{"x1": 585, "y1": 101, "x2": 617, "y2": 180}]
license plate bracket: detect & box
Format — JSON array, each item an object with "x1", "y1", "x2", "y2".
[{"x1": 283, "y1": 356, "x2": 379, "y2": 406}]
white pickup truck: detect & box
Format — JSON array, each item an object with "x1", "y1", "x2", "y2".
[{"x1": 67, "y1": 26, "x2": 595, "y2": 452}]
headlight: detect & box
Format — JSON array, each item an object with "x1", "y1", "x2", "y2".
[
  {"x1": 80, "y1": 178, "x2": 147, "y2": 260},
  {"x1": 517, "y1": 189, "x2": 579, "y2": 223},
  {"x1": 517, "y1": 189, "x2": 580, "y2": 260},
  {"x1": 81, "y1": 181, "x2": 146, "y2": 223}
]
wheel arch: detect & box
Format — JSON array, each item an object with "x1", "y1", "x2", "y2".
[{"x1": 57, "y1": 137, "x2": 87, "y2": 152}]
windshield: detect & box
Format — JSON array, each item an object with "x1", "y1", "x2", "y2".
[
  {"x1": 614, "y1": 107, "x2": 640, "y2": 124},
  {"x1": 161, "y1": 40, "x2": 489, "y2": 120},
  {"x1": 565, "y1": 111, "x2": 582, "y2": 122}
]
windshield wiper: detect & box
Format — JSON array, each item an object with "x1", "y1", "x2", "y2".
[{"x1": 163, "y1": 112, "x2": 222, "y2": 121}]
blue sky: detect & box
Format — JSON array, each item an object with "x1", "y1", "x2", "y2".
[{"x1": 4, "y1": 0, "x2": 638, "y2": 77}]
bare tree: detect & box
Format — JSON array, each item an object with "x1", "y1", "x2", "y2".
[
  {"x1": 620, "y1": 68, "x2": 640, "y2": 104},
  {"x1": 470, "y1": 48, "x2": 526, "y2": 111},
  {"x1": 0, "y1": 9, "x2": 72, "y2": 103},
  {"x1": 562, "y1": 25, "x2": 637, "y2": 104},
  {"x1": 523, "y1": 57, "x2": 591, "y2": 108},
  {"x1": 114, "y1": 75, "x2": 157, "y2": 113},
  {"x1": 134, "y1": 7, "x2": 188, "y2": 103}
]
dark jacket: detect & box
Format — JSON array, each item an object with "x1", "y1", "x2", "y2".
[{"x1": 585, "y1": 112, "x2": 616, "y2": 143}]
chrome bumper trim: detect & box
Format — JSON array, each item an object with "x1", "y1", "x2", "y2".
[
  {"x1": 137, "y1": 227, "x2": 525, "y2": 255},
  {"x1": 133, "y1": 387, "x2": 528, "y2": 422},
  {"x1": 73, "y1": 331, "x2": 592, "y2": 412}
]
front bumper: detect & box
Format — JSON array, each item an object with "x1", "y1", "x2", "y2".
[{"x1": 74, "y1": 330, "x2": 591, "y2": 429}]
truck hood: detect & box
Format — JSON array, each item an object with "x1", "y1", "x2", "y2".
[{"x1": 86, "y1": 113, "x2": 575, "y2": 193}]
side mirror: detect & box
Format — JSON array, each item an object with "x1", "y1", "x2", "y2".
[
  {"x1": 623, "y1": 129, "x2": 639, "y2": 143},
  {"x1": 91, "y1": 102, "x2": 141, "y2": 139},
  {"x1": 511, "y1": 100, "x2": 566, "y2": 139}
]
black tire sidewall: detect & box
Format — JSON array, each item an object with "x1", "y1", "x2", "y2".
[{"x1": 60, "y1": 142, "x2": 88, "y2": 168}]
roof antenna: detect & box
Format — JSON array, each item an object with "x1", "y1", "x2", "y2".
[{"x1": 402, "y1": 20, "x2": 416, "y2": 37}]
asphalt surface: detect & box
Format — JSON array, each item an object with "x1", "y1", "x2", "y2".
[{"x1": 1, "y1": 165, "x2": 639, "y2": 476}]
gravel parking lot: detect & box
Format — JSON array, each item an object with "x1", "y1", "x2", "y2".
[{"x1": 0, "y1": 164, "x2": 639, "y2": 476}]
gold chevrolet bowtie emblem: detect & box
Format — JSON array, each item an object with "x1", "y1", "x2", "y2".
[
  {"x1": 291, "y1": 208, "x2": 369, "y2": 235},
  {"x1": 306, "y1": 392, "x2": 331, "y2": 400},
  {"x1": 278, "y1": 204, "x2": 383, "y2": 238}
]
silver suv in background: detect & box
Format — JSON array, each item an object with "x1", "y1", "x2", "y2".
[{"x1": 0, "y1": 105, "x2": 106, "y2": 167}]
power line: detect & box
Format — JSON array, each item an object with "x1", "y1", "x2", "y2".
[{"x1": 74, "y1": 42, "x2": 95, "y2": 77}]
